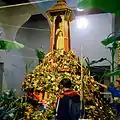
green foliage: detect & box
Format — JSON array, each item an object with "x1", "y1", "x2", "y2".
[
  {"x1": 0, "y1": 89, "x2": 25, "y2": 120},
  {"x1": 101, "y1": 36, "x2": 118, "y2": 46},
  {"x1": 0, "y1": 40, "x2": 6, "y2": 49},
  {"x1": 77, "y1": 0, "x2": 120, "y2": 15},
  {"x1": 25, "y1": 48, "x2": 45, "y2": 74},
  {"x1": 101, "y1": 35, "x2": 120, "y2": 80},
  {"x1": 35, "y1": 48, "x2": 45, "y2": 64},
  {"x1": 0, "y1": 40, "x2": 24, "y2": 50},
  {"x1": 107, "y1": 70, "x2": 120, "y2": 76}
]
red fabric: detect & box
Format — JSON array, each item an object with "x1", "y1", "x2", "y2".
[{"x1": 58, "y1": 90, "x2": 79, "y2": 98}]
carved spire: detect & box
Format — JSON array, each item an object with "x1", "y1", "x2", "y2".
[{"x1": 57, "y1": 0, "x2": 67, "y2": 3}]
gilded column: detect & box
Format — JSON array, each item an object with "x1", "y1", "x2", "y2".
[
  {"x1": 50, "y1": 17, "x2": 56, "y2": 52},
  {"x1": 50, "y1": 22, "x2": 54, "y2": 52},
  {"x1": 64, "y1": 20, "x2": 70, "y2": 51}
]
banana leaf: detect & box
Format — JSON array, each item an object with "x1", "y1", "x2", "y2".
[
  {"x1": 0, "y1": 40, "x2": 24, "y2": 50},
  {"x1": 101, "y1": 35, "x2": 120, "y2": 46},
  {"x1": 77, "y1": 0, "x2": 120, "y2": 15},
  {"x1": 107, "y1": 70, "x2": 120, "y2": 76}
]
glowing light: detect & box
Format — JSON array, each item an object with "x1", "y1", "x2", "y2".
[
  {"x1": 77, "y1": 17, "x2": 88, "y2": 29},
  {"x1": 77, "y1": 8, "x2": 84, "y2": 11}
]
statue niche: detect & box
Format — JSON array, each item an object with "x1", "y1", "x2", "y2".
[{"x1": 54, "y1": 16, "x2": 64, "y2": 50}]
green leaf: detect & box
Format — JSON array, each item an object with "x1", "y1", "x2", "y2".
[
  {"x1": 9, "y1": 113, "x2": 14, "y2": 118},
  {"x1": 0, "y1": 40, "x2": 6, "y2": 49},
  {"x1": 77, "y1": 0, "x2": 93, "y2": 9},
  {"x1": 107, "y1": 70, "x2": 120, "y2": 76},
  {"x1": 0, "y1": 40, "x2": 24, "y2": 50},
  {"x1": 77, "y1": 0, "x2": 120, "y2": 15},
  {"x1": 101, "y1": 36, "x2": 117, "y2": 46},
  {"x1": 35, "y1": 48, "x2": 45, "y2": 60}
]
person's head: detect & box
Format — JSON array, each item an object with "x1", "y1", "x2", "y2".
[{"x1": 60, "y1": 78, "x2": 72, "y2": 89}]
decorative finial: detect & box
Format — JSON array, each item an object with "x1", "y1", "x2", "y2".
[{"x1": 57, "y1": 0, "x2": 67, "y2": 3}]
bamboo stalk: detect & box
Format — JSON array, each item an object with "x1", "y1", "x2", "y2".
[{"x1": 80, "y1": 45, "x2": 84, "y2": 118}]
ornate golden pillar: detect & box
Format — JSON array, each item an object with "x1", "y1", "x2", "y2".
[{"x1": 49, "y1": 17, "x2": 56, "y2": 52}]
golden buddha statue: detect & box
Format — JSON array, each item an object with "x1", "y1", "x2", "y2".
[{"x1": 55, "y1": 22, "x2": 64, "y2": 50}]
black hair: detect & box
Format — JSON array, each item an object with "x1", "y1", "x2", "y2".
[
  {"x1": 60, "y1": 78, "x2": 72, "y2": 88},
  {"x1": 58, "y1": 30, "x2": 63, "y2": 36}
]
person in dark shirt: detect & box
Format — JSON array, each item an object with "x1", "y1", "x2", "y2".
[{"x1": 56, "y1": 78, "x2": 82, "y2": 120}]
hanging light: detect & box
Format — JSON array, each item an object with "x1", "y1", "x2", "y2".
[
  {"x1": 77, "y1": 8, "x2": 84, "y2": 11},
  {"x1": 77, "y1": 17, "x2": 88, "y2": 29}
]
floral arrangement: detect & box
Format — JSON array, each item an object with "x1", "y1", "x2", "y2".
[
  {"x1": 23, "y1": 50, "x2": 82, "y2": 93},
  {"x1": 22, "y1": 50, "x2": 117, "y2": 119}
]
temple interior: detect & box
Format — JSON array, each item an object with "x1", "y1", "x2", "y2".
[{"x1": 0, "y1": 0, "x2": 120, "y2": 119}]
